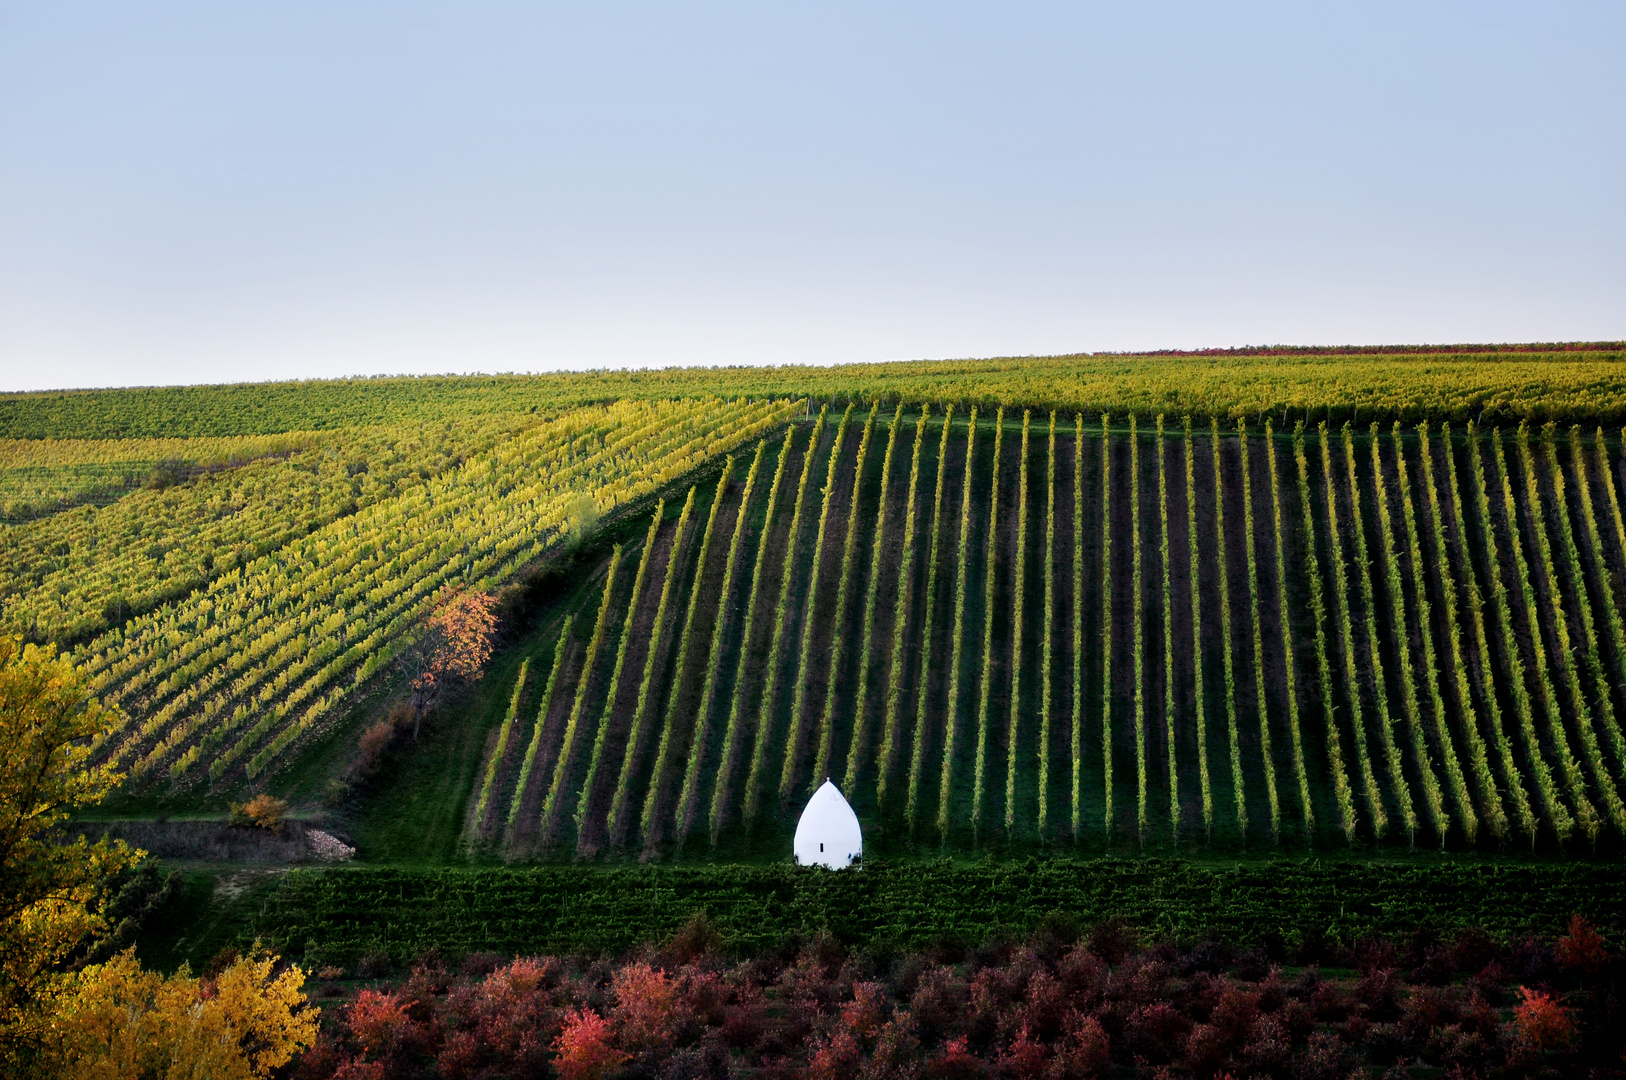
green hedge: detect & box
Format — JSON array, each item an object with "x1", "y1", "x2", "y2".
[{"x1": 251, "y1": 858, "x2": 1626, "y2": 961}]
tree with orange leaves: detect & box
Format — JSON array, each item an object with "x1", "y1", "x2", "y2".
[{"x1": 407, "y1": 589, "x2": 499, "y2": 738}]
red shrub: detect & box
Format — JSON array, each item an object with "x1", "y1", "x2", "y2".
[
  {"x1": 1009, "y1": 971, "x2": 1066, "y2": 1043},
  {"x1": 841, "y1": 981, "x2": 890, "y2": 1041},
  {"x1": 1238, "y1": 1015, "x2": 1290, "y2": 1075},
  {"x1": 865, "y1": 1010, "x2": 924, "y2": 1080},
  {"x1": 995, "y1": 1024, "x2": 1048, "y2": 1079},
  {"x1": 1209, "y1": 986, "x2": 1259, "y2": 1044},
  {"x1": 1181, "y1": 1024, "x2": 1230, "y2": 1077},
  {"x1": 1354, "y1": 967, "x2": 1400, "y2": 1021},
  {"x1": 437, "y1": 958, "x2": 559, "y2": 1079},
  {"x1": 808, "y1": 1028, "x2": 863, "y2": 1080},
  {"x1": 927, "y1": 1036, "x2": 986, "y2": 1080},
  {"x1": 612, "y1": 962, "x2": 681, "y2": 1052},
  {"x1": 329, "y1": 1061, "x2": 388, "y2": 1080},
  {"x1": 1125, "y1": 1002, "x2": 1190, "y2": 1062},
  {"x1": 1512, "y1": 986, "x2": 1575, "y2": 1051},
  {"x1": 1555, "y1": 915, "x2": 1608, "y2": 975},
  {"x1": 1058, "y1": 947, "x2": 1109, "y2": 1004},
  {"x1": 910, "y1": 965, "x2": 964, "y2": 1043},
  {"x1": 1400, "y1": 986, "x2": 1457, "y2": 1041},
  {"x1": 1048, "y1": 1013, "x2": 1109, "y2": 1080},
  {"x1": 348, "y1": 990, "x2": 417, "y2": 1057},
  {"x1": 553, "y1": 1008, "x2": 631, "y2": 1080}
]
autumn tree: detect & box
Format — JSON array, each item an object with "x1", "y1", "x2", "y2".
[
  {"x1": 407, "y1": 589, "x2": 499, "y2": 737},
  {"x1": 0, "y1": 636, "x2": 137, "y2": 1070},
  {"x1": 43, "y1": 945, "x2": 318, "y2": 1078}
]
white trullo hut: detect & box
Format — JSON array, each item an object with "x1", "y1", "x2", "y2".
[{"x1": 794, "y1": 780, "x2": 862, "y2": 869}]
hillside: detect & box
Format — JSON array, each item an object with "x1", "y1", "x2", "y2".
[
  {"x1": 459, "y1": 405, "x2": 1626, "y2": 859},
  {"x1": 6, "y1": 348, "x2": 1626, "y2": 867}
]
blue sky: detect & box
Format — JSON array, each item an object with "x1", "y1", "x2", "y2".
[{"x1": 0, "y1": 2, "x2": 1621, "y2": 391}]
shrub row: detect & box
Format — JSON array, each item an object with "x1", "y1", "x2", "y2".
[
  {"x1": 742, "y1": 407, "x2": 828, "y2": 825},
  {"x1": 641, "y1": 459, "x2": 736, "y2": 850},
  {"x1": 812, "y1": 405, "x2": 879, "y2": 787},
  {"x1": 1238, "y1": 421, "x2": 1280, "y2": 838},
  {"x1": 674, "y1": 440, "x2": 770, "y2": 843},
  {"x1": 843, "y1": 405, "x2": 906, "y2": 792},
  {"x1": 1495, "y1": 426, "x2": 1598, "y2": 841},
  {"x1": 710, "y1": 425, "x2": 799, "y2": 842},
  {"x1": 606, "y1": 488, "x2": 698, "y2": 844},
  {"x1": 1265, "y1": 421, "x2": 1312, "y2": 834},
  {"x1": 1005, "y1": 410, "x2": 1032, "y2": 835},
  {"x1": 972, "y1": 407, "x2": 1006, "y2": 838},
  {"x1": 937, "y1": 407, "x2": 979, "y2": 839},
  {"x1": 904, "y1": 409, "x2": 949, "y2": 829},
  {"x1": 1467, "y1": 423, "x2": 1573, "y2": 842},
  {"x1": 1441, "y1": 424, "x2": 1535, "y2": 842},
  {"x1": 1417, "y1": 423, "x2": 1507, "y2": 840},
  {"x1": 574, "y1": 504, "x2": 667, "y2": 844}
]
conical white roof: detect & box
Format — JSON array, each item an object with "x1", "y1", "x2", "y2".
[{"x1": 793, "y1": 780, "x2": 862, "y2": 869}]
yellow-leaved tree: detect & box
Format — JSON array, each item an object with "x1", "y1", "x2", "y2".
[
  {"x1": 0, "y1": 634, "x2": 136, "y2": 1067},
  {"x1": 48, "y1": 946, "x2": 319, "y2": 1079},
  {"x1": 0, "y1": 635, "x2": 319, "y2": 1077}
]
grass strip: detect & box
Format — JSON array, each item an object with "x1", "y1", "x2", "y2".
[
  {"x1": 1184, "y1": 418, "x2": 1213, "y2": 837},
  {"x1": 1158, "y1": 416, "x2": 1179, "y2": 841},
  {"x1": 1039, "y1": 412, "x2": 1057, "y2": 840},
  {"x1": 1072, "y1": 414, "x2": 1086, "y2": 841},
  {"x1": 1131, "y1": 415, "x2": 1147, "y2": 840},
  {"x1": 1102, "y1": 415, "x2": 1116, "y2": 839}
]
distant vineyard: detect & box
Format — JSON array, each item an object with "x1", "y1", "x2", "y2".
[
  {"x1": 4, "y1": 348, "x2": 1626, "y2": 440},
  {"x1": 471, "y1": 411, "x2": 1626, "y2": 856},
  {"x1": 0, "y1": 416, "x2": 549, "y2": 644},
  {"x1": 73, "y1": 398, "x2": 797, "y2": 790}
]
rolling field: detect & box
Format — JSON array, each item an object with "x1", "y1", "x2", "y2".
[{"x1": 5, "y1": 346, "x2": 1626, "y2": 867}]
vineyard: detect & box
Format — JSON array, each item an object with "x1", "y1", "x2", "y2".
[
  {"x1": 52, "y1": 398, "x2": 797, "y2": 792},
  {"x1": 7, "y1": 349, "x2": 1626, "y2": 864},
  {"x1": 463, "y1": 409, "x2": 1626, "y2": 857}
]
